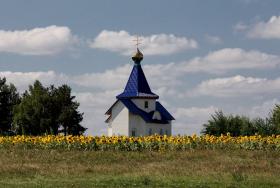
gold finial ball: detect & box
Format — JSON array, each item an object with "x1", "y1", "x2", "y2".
[{"x1": 132, "y1": 48, "x2": 143, "y2": 64}]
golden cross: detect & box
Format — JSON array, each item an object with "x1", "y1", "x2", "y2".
[{"x1": 133, "y1": 35, "x2": 142, "y2": 48}]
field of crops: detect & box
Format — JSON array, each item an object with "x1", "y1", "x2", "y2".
[
  {"x1": 0, "y1": 134, "x2": 279, "y2": 187},
  {"x1": 1, "y1": 134, "x2": 279, "y2": 151}
]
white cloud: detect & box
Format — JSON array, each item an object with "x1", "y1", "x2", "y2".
[
  {"x1": 38, "y1": 48, "x2": 278, "y2": 92},
  {"x1": 173, "y1": 106, "x2": 218, "y2": 135},
  {"x1": 205, "y1": 34, "x2": 223, "y2": 44},
  {"x1": 245, "y1": 16, "x2": 280, "y2": 39},
  {"x1": 0, "y1": 71, "x2": 68, "y2": 91},
  {"x1": 89, "y1": 30, "x2": 198, "y2": 56},
  {"x1": 1, "y1": 68, "x2": 279, "y2": 135},
  {"x1": 75, "y1": 48, "x2": 280, "y2": 90},
  {"x1": 0, "y1": 70, "x2": 115, "y2": 135},
  {"x1": 155, "y1": 48, "x2": 280, "y2": 75},
  {"x1": 175, "y1": 106, "x2": 218, "y2": 119},
  {"x1": 2, "y1": 45, "x2": 280, "y2": 135},
  {"x1": 0, "y1": 69, "x2": 186, "y2": 135},
  {"x1": 0, "y1": 25, "x2": 77, "y2": 55},
  {"x1": 0, "y1": 63, "x2": 178, "y2": 93},
  {"x1": 179, "y1": 48, "x2": 280, "y2": 74},
  {"x1": 249, "y1": 99, "x2": 279, "y2": 118},
  {"x1": 75, "y1": 91, "x2": 118, "y2": 135},
  {"x1": 3, "y1": 47, "x2": 275, "y2": 93},
  {"x1": 72, "y1": 63, "x2": 181, "y2": 90},
  {"x1": 72, "y1": 64, "x2": 131, "y2": 90},
  {"x1": 190, "y1": 75, "x2": 280, "y2": 97},
  {"x1": 172, "y1": 99, "x2": 279, "y2": 135}
]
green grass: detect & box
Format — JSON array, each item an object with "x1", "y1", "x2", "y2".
[{"x1": 0, "y1": 149, "x2": 279, "y2": 187}]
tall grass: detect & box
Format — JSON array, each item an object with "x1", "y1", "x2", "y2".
[{"x1": 0, "y1": 148, "x2": 279, "y2": 187}]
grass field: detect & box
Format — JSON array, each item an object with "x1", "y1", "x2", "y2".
[{"x1": 0, "y1": 149, "x2": 279, "y2": 188}]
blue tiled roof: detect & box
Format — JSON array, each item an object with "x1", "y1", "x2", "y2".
[
  {"x1": 155, "y1": 102, "x2": 175, "y2": 120},
  {"x1": 120, "y1": 99, "x2": 174, "y2": 123},
  {"x1": 117, "y1": 64, "x2": 159, "y2": 99},
  {"x1": 105, "y1": 99, "x2": 175, "y2": 124}
]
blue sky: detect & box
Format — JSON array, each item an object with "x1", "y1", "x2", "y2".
[{"x1": 1, "y1": 0, "x2": 280, "y2": 135}]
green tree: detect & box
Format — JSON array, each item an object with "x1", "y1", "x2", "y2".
[
  {"x1": 237, "y1": 116, "x2": 256, "y2": 136},
  {"x1": 54, "y1": 85, "x2": 85, "y2": 136},
  {"x1": 13, "y1": 80, "x2": 52, "y2": 135},
  {"x1": 0, "y1": 77, "x2": 20, "y2": 135},
  {"x1": 13, "y1": 81, "x2": 86, "y2": 135},
  {"x1": 251, "y1": 117, "x2": 272, "y2": 136},
  {"x1": 201, "y1": 111, "x2": 229, "y2": 136},
  {"x1": 269, "y1": 105, "x2": 280, "y2": 134},
  {"x1": 202, "y1": 111, "x2": 264, "y2": 136}
]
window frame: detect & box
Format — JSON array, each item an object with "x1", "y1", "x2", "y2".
[
  {"x1": 144, "y1": 101, "x2": 149, "y2": 109},
  {"x1": 131, "y1": 128, "x2": 136, "y2": 137}
]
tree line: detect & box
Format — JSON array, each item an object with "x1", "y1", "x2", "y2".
[
  {"x1": 202, "y1": 109, "x2": 280, "y2": 136},
  {"x1": 0, "y1": 77, "x2": 86, "y2": 136},
  {"x1": 2, "y1": 76, "x2": 279, "y2": 137}
]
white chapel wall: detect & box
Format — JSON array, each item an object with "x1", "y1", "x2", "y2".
[
  {"x1": 131, "y1": 99, "x2": 156, "y2": 112},
  {"x1": 145, "y1": 122, "x2": 172, "y2": 136},
  {"x1": 128, "y1": 112, "x2": 172, "y2": 136},
  {"x1": 129, "y1": 113, "x2": 146, "y2": 136},
  {"x1": 109, "y1": 101, "x2": 129, "y2": 136}
]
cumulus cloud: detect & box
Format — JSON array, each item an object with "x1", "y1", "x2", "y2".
[
  {"x1": 241, "y1": 16, "x2": 280, "y2": 39},
  {"x1": 75, "y1": 91, "x2": 118, "y2": 135},
  {"x1": 1, "y1": 68, "x2": 279, "y2": 135},
  {"x1": 0, "y1": 69, "x2": 186, "y2": 135},
  {"x1": 178, "y1": 48, "x2": 280, "y2": 74},
  {"x1": 190, "y1": 75, "x2": 280, "y2": 97},
  {"x1": 75, "y1": 48, "x2": 280, "y2": 90},
  {"x1": 173, "y1": 106, "x2": 218, "y2": 134},
  {"x1": 4, "y1": 47, "x2": 274, "y2": 92},
  {"x1": 0, "y1": 64, "x2": 178, "y2": 93},
  {"x1": 2, "y1": 46, "x2": 280, "y2": 135},
  {"x1": 89, "y1": 30, "x2": 198, "y2": 56},
  {"x1": 147, "y1": 48, "x2": 280, "y2": 75},
  {"x1": 71, "y1": 62, "x2": 181, "y2": 91},
  {"x1": 249, "y1": 99, "x2": 279, "y2": 118},
  {"x1": 0, "y1": 71, "x2": 68, "y2": 91},
  {"x1": 0, "y1": 25, "x2": 77, "y2": 55},
  {"x1": 72, "y1": 64, "x2": 131, "y2": 90}
]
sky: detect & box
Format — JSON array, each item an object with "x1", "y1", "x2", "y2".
[{"x1": 0, "y1": 0, "x2": 280, "y2": 135}]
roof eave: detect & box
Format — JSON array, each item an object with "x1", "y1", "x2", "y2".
[
  {"x1": 104, "y1": 100, "x2": 119, "y2": 115},
  {"x1": 105, "y1": 115, "x2": 112, "y2": 123},
  {"x1": 117, "y1": 96, "x2": 159, "y2": 100}
]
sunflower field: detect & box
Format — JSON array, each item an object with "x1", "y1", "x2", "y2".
[{"x1": 0, "y1": 134, "x2": 279, "y2": 151}]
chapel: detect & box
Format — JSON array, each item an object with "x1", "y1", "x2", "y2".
[{"x1": 105, "y1": 48, "x2": 175, "y2": 136}]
